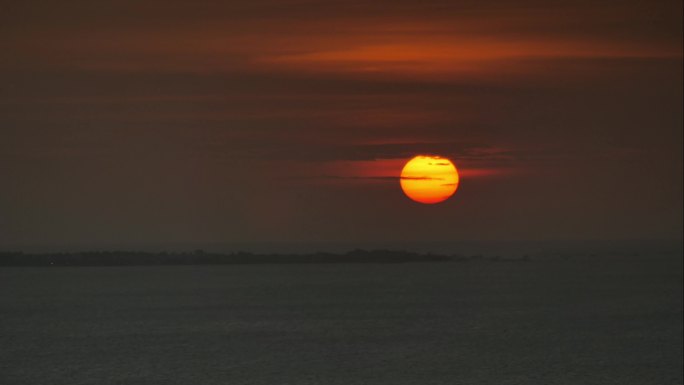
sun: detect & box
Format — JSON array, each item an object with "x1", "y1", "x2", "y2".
[{"x1": 400, "y1": 155, "x2": 459, "y2": 204}]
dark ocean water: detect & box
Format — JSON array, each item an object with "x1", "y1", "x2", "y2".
[{"x1": 1, "y1": 255, "x2": 682, "y2": 384}]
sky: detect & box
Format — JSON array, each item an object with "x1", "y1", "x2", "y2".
[{"x1": 1, "y1": 0, "x2": 682, "y2": 248}]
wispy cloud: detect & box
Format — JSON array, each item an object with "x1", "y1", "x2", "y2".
[{"x1": 3, "y1": 1, "x2": 679, "y2": 77}]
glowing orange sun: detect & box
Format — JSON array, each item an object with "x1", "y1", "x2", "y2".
[{"x1": 400, "y1": 155, "x2": 459, "y2": 204}]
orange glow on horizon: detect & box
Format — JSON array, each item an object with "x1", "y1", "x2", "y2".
[{"x1": 400, "y1": 155, "x2": 459, "y2": 204}]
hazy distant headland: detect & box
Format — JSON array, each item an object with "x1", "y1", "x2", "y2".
[
  {"x1": 1, "y1": 240, "x2": 680, "y2": 267},
  {"x1": 0, "y1": 249, "x2": 532, "y2": 267}
]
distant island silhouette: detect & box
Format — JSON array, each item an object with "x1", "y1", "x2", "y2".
[{"x1": 0, "y1": 249, "x2": 531, "y2": 266}]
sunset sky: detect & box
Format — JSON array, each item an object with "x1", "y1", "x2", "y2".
[{"x1": 1, "y1": 0, "x2": 682, "y2": 248}]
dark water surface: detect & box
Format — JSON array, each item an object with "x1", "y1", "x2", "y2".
[{"x1": 1, "y1": 256, "x2": 682, "y2": 384}]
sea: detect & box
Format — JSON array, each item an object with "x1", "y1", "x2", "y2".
[{"x1": 1, "y1": 245, "x2": 682, "y2": 384}]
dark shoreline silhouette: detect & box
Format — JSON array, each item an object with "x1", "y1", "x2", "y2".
[{"x1": 0, "y1": 249, "x2": 533, "y2": 267}]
